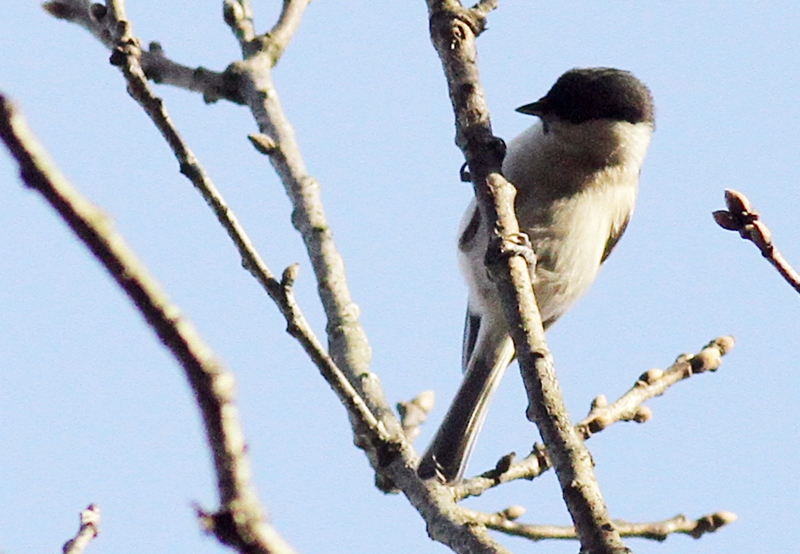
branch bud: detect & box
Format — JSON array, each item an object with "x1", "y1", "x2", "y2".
[
  {"x1": 501, "y1": 505, "x2": 526, "y2": 520},
  {"x1": 713, "y1": 335, "x2": 736, "y2": 355},
  {"x1": 639, "y1": 368, "x2": 664, "y2": 385},
  {"x1": 633, "y1": 405, "x2": 653, "y2": 423},
  {"x1": 591, "y1": 394, "x2": 608, "y2": 409}
]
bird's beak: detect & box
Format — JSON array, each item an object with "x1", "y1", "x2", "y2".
[{"x1": 515, "y1": 98, "x2": 547, "y2": 117}]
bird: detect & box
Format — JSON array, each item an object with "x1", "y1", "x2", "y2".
[{"x1": 418, "y1": 67, "x2": 655, "y2": 483}]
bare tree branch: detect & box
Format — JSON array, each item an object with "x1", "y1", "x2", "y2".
[
  {"x1": 217, "y1": 0, "x2": 408, "y2": 489},
  {"x1": 461, "y1": 506, "x2": 737, "y2": 542},
  {"x1": 424, "y1": 2, "x2": 628, "y2": 552},
  {"x1": 39, "y1": 8, "x2": 502, "y2": 553},
  {"x1": 453, "y1": 336, "x2": 737, "y2": 500},
  {"x1": 10, "y1": 6, "x2": 493, "y2": 550},
  {"x1": 223, "y1": 0, "x2": 256, "y2": 47},
  {"x1": 102, "y1": 0, "x2": 393, "y2": 457},
  {"x1": 44, "y1": 0, "x2": 408, "y2": 488},
  {"x1": 713, "y1": 189, "x2": 800, "y2": 294},
  {"x1": 62, "y1": 505, "x2": 100, "y2": 554},
  {"x1": 31, "y1": 3, "x2": 741, "y2": 553},
  {"x1": 223, "y1": 0, "x2": 311, "y2": 63},
  {"x1": 0, "y1": 93, "x2": 296, "y2": 554},
  {"x1": 43, "y1": 1, "x2": 238, "y2": 103},
  {"x1": 263, "y1": 0, "x2": 312, "y2": 63},
  {"x1": 577, "y1": 336, "x2": 735, "y2": 439},
  {"x1": 223, "y1": 0, "x2": 310, "y2": 63}
]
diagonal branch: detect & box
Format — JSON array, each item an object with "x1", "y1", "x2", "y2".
[
  {"x1": 576, "y1": 336, "x2": 735, "y2": 440},
  {"x1": 101, "y1": 0, "x2": 391, "y2": 453},
  {"x1": 218, "y1": 0, "x2": 408, "y2": 488},
  {"x1": 218, "y1": 8, "x2": 534, "y2": 550},
  {"x1": 46, "y1": 0, "x2": 409, "y2": 493},
  {"x1": 40, "y1": 2, "x2": 529, "y2": 551},
  {"x1": 453, "y1": 336, "x2": 737, "y2": 500},
  {"x1": 0, "y1": 92, "x2": 296, "y2": 554},
  {"x1": 425, "y1": 2, "x2": 627, "y2": 552},
  {"x1": 713, "y1": 189, "x2": 800, "y2": 294}
]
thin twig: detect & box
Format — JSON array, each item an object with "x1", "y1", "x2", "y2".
[
  {"x1": 45, "y1": 0, "x2": 409, "y2": 500},
  {"x1": 224, "y1": 0, "x2": 311, "y2": 63},
  {"x1": 43, "y1": 1, "x2": 239, "y2": 104},
  {"x1": 577, "y1": 336, "x2": 736, "y2": 439},
  {"x1": 101, "y1": 3, "x2": 390, "y2": 448},
  {"x1": 40, "y1": 2, "x2": 519, "y2": 551},
  {"x1": 44, "y1": 0, "x2": 397, "y2": 434},
  {"x1": 263, "y1": 0, "x2": 312, "y2": 64},
  {"x1": 453, "y1": 336, "x2": 737, "y2": 500},
  {"x1": 62, "y1": 505, "x2": 100, "y2": 554},
  {"x1": 425, "y1": 2, "x2": 627, "y2": 552},
  {"x1": 223, "y1": 0, "x2": 407, "y2": 489},
  {"x1": 713, "y1": 189, "x2": 800, "y2": 294},
  {"x1": 0, "y1": 92, "x2": 297, "y2": 554},
  {"x1": 223, "y1": 0, "x2": 256, "y2": 47},
  {"x1": 461, "y1": 506, "x2": 737, "y2": 542}
]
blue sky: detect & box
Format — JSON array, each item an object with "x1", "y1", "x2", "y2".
[{"x1": 2, "y1": 2, "x2": 799, "y2": 553}]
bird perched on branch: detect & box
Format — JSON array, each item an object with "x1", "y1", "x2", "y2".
[{"x1": 419, "y1": 67, "x2": 655, "y2": 482}]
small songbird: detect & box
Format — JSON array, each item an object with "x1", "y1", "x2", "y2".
[{"x1": 418, "y1": 67, "x2": 655, "y2": 482}]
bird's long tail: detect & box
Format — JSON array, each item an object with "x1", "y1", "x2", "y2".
[{"x1": 418, "y1": 311, "x2": 515, "y2": 482}]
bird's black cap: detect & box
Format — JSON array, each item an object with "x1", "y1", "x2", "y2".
[{"x1": 517, "y1": 67, "x2": 655, "y2": 125}]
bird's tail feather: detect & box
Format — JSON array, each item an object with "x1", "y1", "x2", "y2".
[{"x1": 418, "y1": 326, "x2": 514, "y2": 482}]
